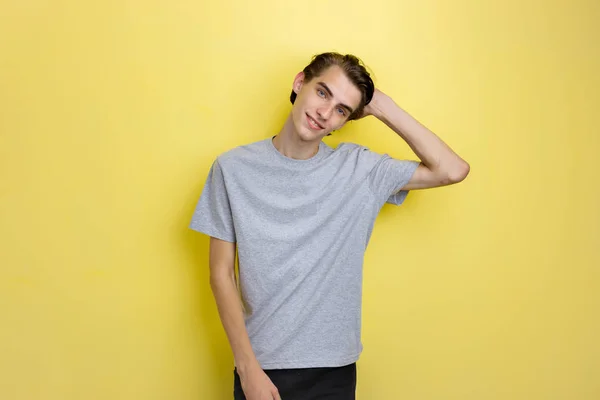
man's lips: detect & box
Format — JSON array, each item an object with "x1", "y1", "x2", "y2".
[{"x1": 306, "y1": 114, "x2": 324, "y2": 130}]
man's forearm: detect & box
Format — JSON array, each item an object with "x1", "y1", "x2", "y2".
[
  {"x1": 210, "y1": 274, "x2": 260, "y2": 375},
  {"x1": 369, "y1": 91, "x2": 468, "y2": 180}
]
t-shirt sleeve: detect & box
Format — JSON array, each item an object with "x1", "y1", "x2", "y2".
[
  {"x1": 188, "y1": 158, "x2": 236, "y2": 242},
  {"x1": 368, "y1": 154, "x2": 420, "y2": 206}
]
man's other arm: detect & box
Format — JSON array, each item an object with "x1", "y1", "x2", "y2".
[{"x1": 209, "y1": 237, "x2": 280, "y2": 400}]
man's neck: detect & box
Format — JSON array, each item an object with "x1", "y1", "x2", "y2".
[{"x1": 272, "y1": 114, "x2": 321, "y2": 160}]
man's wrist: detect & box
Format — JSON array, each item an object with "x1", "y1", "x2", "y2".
[
  {"x1": 369, "y1": 91, "x2": 391, "y2": 121},
  {"x1": 236, "y1": 358, "x2": 262, "y2": 378}
]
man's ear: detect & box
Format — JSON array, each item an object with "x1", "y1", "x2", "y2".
[{"x1": 292, "y1": 71, "x2": 305, "y2": 95}]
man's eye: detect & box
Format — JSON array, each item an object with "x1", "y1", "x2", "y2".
[
  {"x1": 317, "y1": 89, "x2": 325, "y2": 97},
  {"x1": 337, "y1": 108, "x2": 345, "y2": 116}
]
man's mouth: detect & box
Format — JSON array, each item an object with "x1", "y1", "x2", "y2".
[{"x1": 306, "y1": 114, "x2": 324, "y2": 130}]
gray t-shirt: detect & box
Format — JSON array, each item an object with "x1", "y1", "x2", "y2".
[{"x1": 189, "y1": 136, "x2": 419, "y2": 369}]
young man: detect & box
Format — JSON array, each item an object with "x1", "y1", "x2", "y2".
[{"x1": 189, "y1": 52, "x2": 469, "y2": 400}]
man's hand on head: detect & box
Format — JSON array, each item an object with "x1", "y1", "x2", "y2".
[{"x1": 357, "y1": 88, "x2": 385, "y2": 120}]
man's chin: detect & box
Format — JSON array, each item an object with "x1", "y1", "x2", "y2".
[{"x1": 298, "y1": 127, "x2": 329, "y2": 142}]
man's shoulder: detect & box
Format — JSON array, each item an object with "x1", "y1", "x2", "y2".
[
  {"x1": 333, "y1": 141, "x2": 384, "y2": 164},
  {"x1": 334, "y1": 141, "x2": 368, "y2": 152},
  {"x1": 216, "y1": 137, "x2": 270, "y2": 166}
]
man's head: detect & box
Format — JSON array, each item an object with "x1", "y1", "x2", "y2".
[{"x1": 289, "y1": 52, "x2": 374, "y2": 140}]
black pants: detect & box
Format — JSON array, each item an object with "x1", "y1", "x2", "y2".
[{"x1": 233, "y1": 362, "x2": 356, "y2": 400}]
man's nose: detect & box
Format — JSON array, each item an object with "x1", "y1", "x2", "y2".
[{"x1": 317, "y1": 105, "x2": 333, "y2": 120}]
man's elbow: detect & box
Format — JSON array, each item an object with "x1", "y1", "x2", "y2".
[
  {"x1": 209, "y1": 266, "x2": 236, "y2": 287},
  {"x1": 447, "y1": 160, "x2": 470, "y2": 184}
]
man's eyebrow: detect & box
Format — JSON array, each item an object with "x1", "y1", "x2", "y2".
[{"x1": 317, "y1": 82, "x2": 355, "y2": 114}]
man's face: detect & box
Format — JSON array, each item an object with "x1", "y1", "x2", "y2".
[{"x1": 291, "y1": 65, "x2": 362, "y2": 141}]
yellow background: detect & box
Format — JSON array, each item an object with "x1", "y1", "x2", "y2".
[{"x1": 1, "y1": 0, "x2": 598, "y2": 399}]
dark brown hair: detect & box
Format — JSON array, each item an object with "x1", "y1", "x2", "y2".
[{"x1": 290, "y1": 52, "x2": 375, "y2": 122}]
